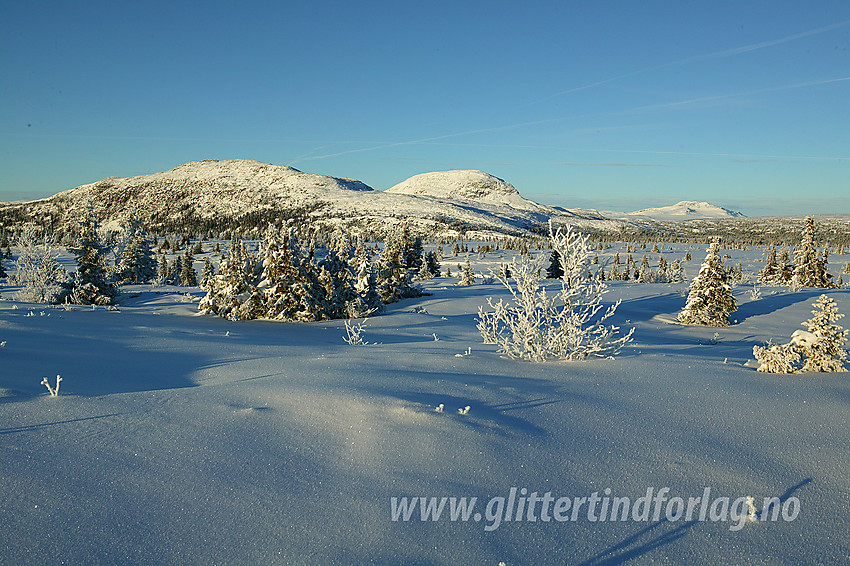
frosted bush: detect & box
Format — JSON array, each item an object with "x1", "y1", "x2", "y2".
[
  {"x1": 343, "y1": 318, "x2": 368, "y2": 345},
  {"x1": 477, "y1": 222, "x2": 633, "y2": 362},
  {"x1": 13, "y1": 225, "x2": 67, "y2": 304},
  {"x1": 753, "y1": 342, "x2": 802, "y2": 374},
  {"x1": 753, "y1": 295, "x2": 847, "y2": 373}
]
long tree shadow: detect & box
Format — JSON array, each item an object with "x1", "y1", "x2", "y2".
[
  {"x1": 576, "y1": 520, "x2": 699, "y2": 566},
  {"x1": 574, "y1": 477, "x2": 813, "y2": 565},
  {"x1": 734, "y1": 289, "x2": 824, "y2": 323}
]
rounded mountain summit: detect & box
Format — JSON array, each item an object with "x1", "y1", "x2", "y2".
[{"x1": 386, "y1": 170, "x2": 542, "y2": 210}]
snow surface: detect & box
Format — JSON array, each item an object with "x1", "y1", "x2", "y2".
[{"x1": 2, "y1": 244, "x2": 849, "y2": 565}]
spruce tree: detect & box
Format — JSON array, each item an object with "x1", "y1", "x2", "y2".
[
  {"x1": 179, "y1": 247, "x2": 198, "y2": 286},
  {"x1": 459, "y1": 256, "x2": 475, "y2": 286},
  {"x1": 199, "y1": 238, "x2": 257, "y2": 319},
  {"x1": 63, "y1": 205, "x2": 118, "y2": 305},
  {"x1": 792, "y1": 216, "x2": 833, "y2": 288},
  {"x1": 200, "y1": 258, "x2": 216, "y2": 290},
  {"x1": 545, "y1": 250, "x2": 564, "y2": 279},
  {"x1": 678, "y1": 241, "x2": 737, "y2": 326},
  {"x1": 116, "y1": 213, "x2": 158, "y2": 283},
  {"x1": 350, "y1": 254, "x2": 383, "y2": 317},
  {"x1": 758, "y1": 247, "x2": 784, "y2": 285},
  {"x1": 318, "y1": 247, "x2": 356, "y2": 320},
  {"x1": 798, "y1": 295, "x2": 848, "y2": 372},
  {"x1": 376, "y1": 238, "x2": 420, "y2": 303}
]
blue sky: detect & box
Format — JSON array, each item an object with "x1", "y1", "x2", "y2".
[{"x1": 1, "y1": 1, "x2": 848, "y2": 216}]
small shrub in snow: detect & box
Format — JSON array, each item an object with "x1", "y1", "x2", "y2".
[
  {"x1": 477, "y1": 223, "x2": 633, "y2": 362},
  {"x1": 753, "y1": 342, "x2": 802, "y2": 374},
  {"x1": 750, "y1": 285, "x2": 762, "y2": 301},
  {"x1": 753, "y1": 295, "x2": 848, "y2": 373},
  {"x1": 343, "y1": 318, "x2": 369, "y2": 345},
  {"x1": 41, "y1": 375, "x2": 62, "y2": 396}
]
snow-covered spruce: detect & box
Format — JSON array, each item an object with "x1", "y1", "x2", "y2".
[
  {"x1": 753, "y1": 295, "x2": 848, "y2": 373},
  {"x1": 11, "y1": 224, "x2": 67, "y2": 303},
  {"x1": 61, "y1": 205, "x2": 118, "y2": 305},
  {"x1": 114, "y1": 212, "x2": 158, "y2": 284},
  {"x1": 798, "y1": 295, "x2": 848, "y2": 372},
  {"x1": 791, "y1": 216, "x2": 834, "y2": 288},
  {"x1": 375, "y1": 227, "x2": 422, "y2": 304},
  {"x1": 199, "y1": 225, "x2": 390, "y2": 322},
  {"x1": 459, "y1": 256, "x2": 475, "y2": 286},
  {"x1": 678, "y1": 241, "x2": 736, "y2": 326},
  {"x1": 477, "y1": 222, "x2": 634, "y2": 361}
]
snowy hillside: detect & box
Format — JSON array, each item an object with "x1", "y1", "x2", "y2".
[
  {"x1": 606, "y1": 201, "x2": 746, "y2": 221},
  {"x1": 0, "y1": 160, "x2": 620, "y2": 238}
]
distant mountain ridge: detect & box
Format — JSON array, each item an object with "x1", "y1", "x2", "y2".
[
  {"x1": 0, "y1": 160, "x2": 762, "y2": 239},
  {"x1": 604, "y1": 201, "x2": 746, "y2": 221},
  {"x1": 0, "y1": 159, "x2": 618, "y2": 237}
]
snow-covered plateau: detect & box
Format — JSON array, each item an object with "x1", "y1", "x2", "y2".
[{"x1": 2, "y1": 242, "x2": 849, "y2": 565}]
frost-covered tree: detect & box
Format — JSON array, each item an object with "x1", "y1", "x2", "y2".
[
  {"x1": 753, "y1": 295, "x2": 847, "y2": 373},
  {"x1": 198, "y1": 238, "x2": 258, "y2": 319},
  {"x1": 678, "y1": 241, "x2": 736, "y2": 326},
  {"x1": 798, "y1": 295, "x2": 847, "y2": 372},
  {"x1": 115, "y1": 213, "x2": 158, "y2": 284},
  {"x1": 179, "y1": 247, "x2": 198, "y2": 286},
  {"x1": 200, "y1": 257, "x2": 216, "y2": 290},
  {"x1": 62, "y1": 206, "x2": 118, "y2": 305},
  {"x1": 351, "y1": 253, "x2": 383, "y2": 317},
  {"x1": 791, "y1": 216, "x2": 833, "y2": 288},
  {"x1": 259, "y1": 226, "x2": 326, "y2": 322},
  {"x1": 758, "y1": 247, "x2": 786, "y2": 285},
  {"x1": 459, "y1": 256, "x2": 475, "y2": 286},
  {"x1": 424, "y1": 250, "x2": 441, "y2": 278},
  {"x1": 318, "y1": 246, "x2": 357, "y2": 320},
  {"x1": 400, "y1": 225, "x2": 424, "y2": 270},
  {"x1": 12, "y1": 225, "x2": 67, "y2": 303},
  {"x1": 477, "y1": 222, "x2": 634, "y2": 362},
  {"x1": 376, "y1": 235, "x2": 421, "y2": 304}
]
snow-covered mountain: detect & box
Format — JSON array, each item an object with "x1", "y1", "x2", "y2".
[
  {"x1": 0, "y1": 159, "x2": 620, "y2": 237},
  {"x1": 604, "y1": 201, "x2": 745, "y2": 221},
  {"x1": 386, "y1": 170, "x2": 544, "y2": 211}
]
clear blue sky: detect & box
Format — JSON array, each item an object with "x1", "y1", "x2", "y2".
[{"x1": 2, "y1": 1, "x2": 848, "y2": 216}]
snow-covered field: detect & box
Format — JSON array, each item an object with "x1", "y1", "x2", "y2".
[{"x1": 2, "y1": 245, "x2": 849, "y2": 565}]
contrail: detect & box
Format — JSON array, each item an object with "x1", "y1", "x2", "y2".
[
  {"x1": 627, "y1": 76, "x2": 850, "y2": 112},
  {"x1": 290, "y1": 76, "x2": 849, "y2": 165},
  {"x1": 531, "y1": 19, "x2": 850, "y2": 105}
]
